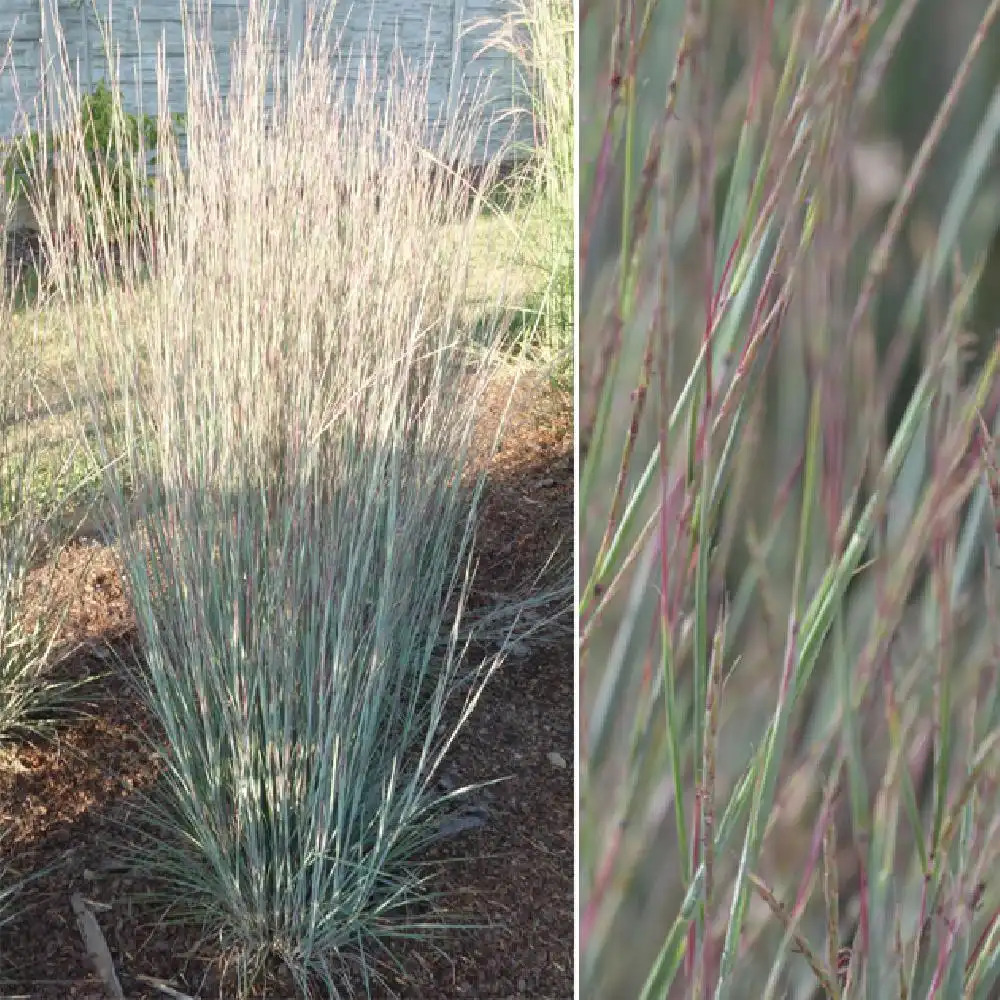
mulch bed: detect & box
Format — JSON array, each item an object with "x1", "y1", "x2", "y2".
[{"x1": 0, "y1": 373, "x2": 573, "y2": 999}]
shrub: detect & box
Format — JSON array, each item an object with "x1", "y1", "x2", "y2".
[{"x1": 1, "y1": 80, "x2": 183, "y2": 281}]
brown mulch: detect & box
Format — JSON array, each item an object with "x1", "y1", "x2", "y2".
[{"x1": 0, "y1": 373, "x2": 573, "y2": 999}]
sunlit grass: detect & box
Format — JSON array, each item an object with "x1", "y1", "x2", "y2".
[
  {"x1": 15, "y1": 1, "x2": 562, "y2": 994},
  {"x1": 477, "y1": 0, "x2": 574, "y2": 387}
]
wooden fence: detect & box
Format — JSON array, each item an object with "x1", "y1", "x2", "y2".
[{"x1": 1, "y1": 0, "x2": 533, "y2": 168}]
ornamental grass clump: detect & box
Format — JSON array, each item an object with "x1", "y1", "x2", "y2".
[
  {"x1": 0, "y1": 350, "x2": 63, "y2": 744},
  {"x1": 581, "y1": 1, "x2": 1000, "y2": 997},
  {"x1": 0, "y1": 194, "x2": 72, "y2": 745},
  {"x1": 0, "y1": 138, "x2": 79, "y2": 962},
  {"x1": 33, "y1": 3, "x2": 516, "y2": 992}
]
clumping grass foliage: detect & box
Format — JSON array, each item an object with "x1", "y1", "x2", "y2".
[
  {"x1": 0, "y1": 195, "x2": 70, "y2": 744},
  {"x1": 0, "y1": 179, "x2": 75, "y2": 966},
  {"x1": 0, "y1": 355, "x2": 52, "y2": 744},
  {"x1": 29, "y1": 3, "x2": 520, "y2": 993},
  {"x1": 581, "y1": 1, "x2": 1000, "y2": 999}
]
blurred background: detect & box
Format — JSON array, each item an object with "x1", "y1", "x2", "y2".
[{"x1": 580, "y1": 1, "x2": 1000, "y2": 997}]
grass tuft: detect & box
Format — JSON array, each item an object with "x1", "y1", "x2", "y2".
[
  {"x1": 24, "y1": 2, "x2": 539, "y2": 992},
  {"x1": 0, "y1": 161, "x2": 82, "y2": 972}
]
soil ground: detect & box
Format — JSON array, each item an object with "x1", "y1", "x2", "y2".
[{"x1": 0, "y1": 373, "x2": 573, "y2": 999}]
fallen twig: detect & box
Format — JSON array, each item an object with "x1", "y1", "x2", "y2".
[
  {"x1": 70, "y1": 891, "x2": 125, "y2": 1000},
  {"x1": 134, "y1": 974, "x2": 198, "y2": 1000}
]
